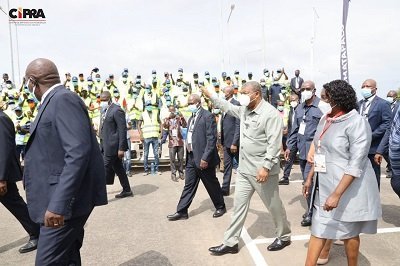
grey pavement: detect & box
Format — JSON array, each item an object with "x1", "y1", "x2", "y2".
[{"x1": 1, "y1": 163, "x2": 400, "y2": 266}]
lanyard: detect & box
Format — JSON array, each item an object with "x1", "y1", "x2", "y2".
[{"x1": 317, "y1": 111, "x2": 345, "y2": 148}]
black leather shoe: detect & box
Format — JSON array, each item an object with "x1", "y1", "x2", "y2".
[
  {"x1": 302, "y1": 212, "x2": 308, "y2": 219},
  {"x1": 213, "y1": 207, "x2": 226, "y2": 218},
  {"x1": 115, "y1": 191, "x2": 133, "y2": 198},
  {"x1": 267, "y1": 238, "x2": 291, "y2": 251},
  {"x1": 167, "y1": 212, "x2": 188, "y2": 221},
  {"x1": 301, "y1": 216, "x2": 312, "y2": 227},
  {"x1": 209, "y1": 244, "x2": 239, "y2": 255},
  {"x1": 19, "y1": 239, "x2": 38, "y2": 254},
  {"x1": 222, "y1": 190, "x2": 230, "y2": 196},
  {"x1": 278, "y1": 178, "x2": 289, "y2": 185}
]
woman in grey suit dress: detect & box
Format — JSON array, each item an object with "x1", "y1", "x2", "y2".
[{"x1": 304, "y1": 80, "x2": 381, "y2": 266}]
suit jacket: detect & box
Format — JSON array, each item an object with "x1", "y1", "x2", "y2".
[
  {"x1": 99, "y1": 103, "x2": 128, "y2": 156},
  {"x1": 187, "y1": 108, "x2": 220, "y2": 169},
  {"x1": 24, "y1": 85, "x2": 107, "y2": 223},
  {"x1": 290, "y1": 76, "x2": 304, "y2": 94},
  {"x1": 376, "y1": 101, "x2": 400, "y2": 155},
  {"x1": 358, "y1": 96, "x2": 392, "y2": 154},
  {"x1": 0, "y1": 111, "x2": 22, "y2": 182},
  {"x1": 287, "y1": 106, "x2": 297, "y2": 135},
  {"x1": 221, "y1": 98, "x2": 240, "y2": 148}
]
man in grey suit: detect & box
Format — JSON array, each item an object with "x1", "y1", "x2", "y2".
[
  {"x1": 220, "y1": 86, "x2": 240, "y2": 196},
  {"x1": 0, "y1": 100, "x2": 40, "y2": 254},
  {"x1": 99, "y1": 91, "x2": 133, "y2": 198},
  {"x1": 290, "y1": 70, "x2": 304, "y2": 96},
  {"x1": 24, "y1": 58, "x2": 108, "y2": 265},
  {"x1": 203, "y1": 82, "x2": 291, "y2": 255},
  {"x1": 167, "y1": 94, "x2": 226, "y2": 221}
]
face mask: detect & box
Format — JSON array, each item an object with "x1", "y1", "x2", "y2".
[
  {"x1": 26, "y1": 79, "x2": 39, "y2": 102},
  {"x1": 146, "y1": 89, "x2": 151, "y2": 94},
  {"x1": 301, "y1": 90, "x2": 313, "y2": 102},
  {"x1": 146, "y1": 106, "x2": 153, "y2": 112},
  {"x1": 264, "y1": 72, "x2": 270, "y2": 77},
  {"x1": 205, "y1": 75, "x2": 210, "y2": 79},
  {"x1": 96, "y1": 78, "x2": 101, "y2": 82},
  {"x1": 8, "y1": 103, "x2": 15, "y2": 110},
  {"x1": 260, "y1": 82, "x2": 266, "y2": 86},
  {"x1": 177, "y1": 82, "x2": 182, "y2": 86},
  {"x1": 6, "y1": 84, "x2": 12, "y2": 89},
  {"x1": 88, "y1": 81, "x2": 93, "y2": 86},
  {"x1": 361, "y1": 87, "x2": 373, "y2": 99},
  {"x1": 24, "y1": 87, "x2": 30, "y2": 94},
  {"x1": 166, "y1": 84, "x2": 171, "y2": 88},
  {"x1": 152, "y1": 74, "x2": 156, "y2": 78},
  {"x1": 164, "y1": 91, "x2": 170, "y2": 96},
  {"x1": 135, "y1": 84, "x2": 141, "y2": 89},
  {"x1": 188, "y1": 104, "x2": 199, "y2": 113},
  {"x1": 386, "y1": 97, "x2": 394, "y2": 104},
  {"x1": 114, "y1": 93, "x2": 120, "y2": 98},
  {"x1": 100, "y1": 101, "x2": 109, "y2": 113},
  {"x1": 72, "y1": 81, "x2": 78, "y2": 87},
  {"x1": 290, "y1": 101, "x2": 298, "y2": 108},
  {"x1": 133, "y1": 94, "x2": 138, "y2": 99},
  {"x1": 277, "y1": 106, "x2": 284, "y2": 112},
  {"x1": 213, "y1": 109, "x2": 221, "y2": 115},
  {"x1": 122, "y1": 77, "x2": 127, "y2": 83},
  {"x1": 238, "y1": 93, "x2": 256, "y2": 107},
  {"x1": 166, "y1": 101, "x2": 171, "y2": 107}
]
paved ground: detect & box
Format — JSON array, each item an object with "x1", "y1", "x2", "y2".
[{"x1": 1, "y1": 163, "x2": 400, "y2": 266}]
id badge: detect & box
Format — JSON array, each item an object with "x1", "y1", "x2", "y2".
[
  {"x1": 314, "y1": 153, "x2": 327, "y2": 173},
  {"x1": 298, "y1": 122, "x2": 306, "y2": 135},
  {"x1": 187, "y1": 132, "x2": 192, "y2": 144},
  {"x1": 172, "y1": 129, "x2": 178, "y2": 137}
]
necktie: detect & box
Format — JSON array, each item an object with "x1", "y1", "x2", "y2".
[
  {"x1": 361, "y1": 99, "x2": 369, "y2": 116},
  {"x1": 187, "y1": 114, "x2": 196, "y2": 152}
]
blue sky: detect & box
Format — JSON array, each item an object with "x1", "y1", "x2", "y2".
[{"x1": 1, "y1": 0, "x2": 399, "y2": 97}]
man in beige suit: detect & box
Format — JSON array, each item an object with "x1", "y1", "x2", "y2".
[{"x1": 202, "y1": 81, "x2": 291, "y2": 255}]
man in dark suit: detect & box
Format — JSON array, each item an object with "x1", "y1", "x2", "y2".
[
  {"x1": 99, "y1": 91, "x2": 133, "y2": 198},
  {"x1": 290, "y1": 70, "x2": 304, "y2": 96},
  {"x1": 23, "y1": 58, "x2": 108, "y2": 265},
  {"x1": 220, "y1": 86, "x2": 240, "y2": 196},
  {"x1": 375, "y1": 90, "x2": 399, "y2": 179},
  {"x1": 0, "y1": 101, "x2": 40, "y2": 254},
  {"x1": 358, "y1": 79, "x2": 391, "y2": 189},
  {"x1": 279, "y1": 93, "x2": 300, "y2": 185},
  {"x1": 167, "y1": 94, "x2": 226, "y2": 221}
]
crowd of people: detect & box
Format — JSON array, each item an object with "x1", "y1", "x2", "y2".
[{"x1": 1, "y1": 58, "x2": 400, "y2": 265}]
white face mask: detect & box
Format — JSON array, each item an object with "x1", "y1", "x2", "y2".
[
  {"x1": 238, "y1": 93, "x2": 256, "y2": 107},
  {"x1": 301, "y1": 90, "x2": 313, "y2": 102},
  {"x1": 25, "y1": 79, "x2": 39, "y2": 102},
  {"x1": 290, "y1": 101, "x2": 298, "y2": 108},
  {"x1": 100, "y1": 101, "x2": 109, "y2": 113},
  {"x1": 277, "y1": 106, "x2": 284, "y2": 112},
  {"x1": 386, "y1": 97, "x2": 394, "y2": 104}
]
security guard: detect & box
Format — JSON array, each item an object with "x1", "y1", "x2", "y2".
[
  {"x1": 71, "y1": 76, "x2": 80, "y2": 95},
  {"x1": 13, "y1": 106, "x2": 30, "y2": 161}
]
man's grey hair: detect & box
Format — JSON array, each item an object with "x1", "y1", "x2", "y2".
[{"x1": 243, "y1": 81, "x2": 261, "y2": 93}]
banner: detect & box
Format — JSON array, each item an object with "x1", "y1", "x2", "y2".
[{"x1": 340, "y1": 0, "x2": 350, "y2": 83}]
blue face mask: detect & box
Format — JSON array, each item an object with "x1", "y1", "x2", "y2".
[
  {"x1": 361, "y1": 87, "x2": 373, "y2": 99},
  {"x1": 166, "y1": 101, "x2": 171, "y2": 107},
  {"x1": 188, "y1": 104, "x2": 199, "y2": 113},
  {"x1": 146, "y1": 106, "x2": 153, "y2": 112}
]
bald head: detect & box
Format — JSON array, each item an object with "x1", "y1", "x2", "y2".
[
  {"x1": 25, "y1": 58, "x2": 60, "y2": 86},
  {"x1": 387, "y1": 90, "x2": 398, "y2": 98},
  {"x1": 361, "y1": 79, "x2": 377, "y2": 96},
  {"x1": 100, "y1": 91, "x2": 112, "y2": 102},
  {"x1": 242, "y1": 81, "x2": 261, "y2": 94},
  {"x1": 188, "y1": 94, "x2": 201, "y2": 104},
  {"x1": 223, "y1": 86, "x2": 234, "y2": 100},
  {"x1": 301, "y1": 80, "x2": 315, "y2": 90}
]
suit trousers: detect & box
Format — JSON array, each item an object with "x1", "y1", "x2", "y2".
[
  {"x1": 283, "y1": 147, "x2": 298, "y2": 179},
  {"x1": 35, "y1": 212, "x2": 91, "y2": 266},
  {"x1": 299, "y1": 159, "x2": 312, "y2": 215},
  {"x1": 169, "y1": 146, "x2": 184, "y2": 177},
  {"x1": 222, "y1": 146, "x2": 239, "y2": 193},
  {"x1": 0, "y1": 182, "x2": 39, "y2": 239},
  {"x1": 223, "y1": 172, "x2": 291, "y2": 246},
  {"x1": 104, "y1": 155, "x2": 131, "y2": 192},
  {"x1": 177, "y1": 153, "x2": 225, "y2": 214},
  {"x1": 368, "y1": 154, "x2": 381, "y2": 189}
]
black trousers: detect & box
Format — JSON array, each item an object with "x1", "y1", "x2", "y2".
[
  {"x1": 0, "y1": 182, "x2": 39, "y2": 239},
  {"x1": 368, "y1": 154, "x2": 381, "y2": 189},
  {"x1": 104, "y1": 155, "x2": 131, "y2": 192},
  {"x1": 169, "y1": 146, "x2": 184, "y2": 177},
  {"x1": 177, "y1": 153, "x2": 225, "y2": 214},
  {"x1": 35, "y1": 212, "x2": 91, "y2": 266},
  {"x1": 222, "y1": 146, "x2": 239, "y2": 193}
]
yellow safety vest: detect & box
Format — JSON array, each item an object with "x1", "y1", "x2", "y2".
[
  {"x1": 15, "y1": 116, "x2": 31, "y2": 144},
  {"x1": 141, "y1": 110, "x2": 160, "y2": 139}
]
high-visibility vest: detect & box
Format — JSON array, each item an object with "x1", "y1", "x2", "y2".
[
  {"x1": 142, "y1": 93, "x2": 159, "y2": 111},
  {"x1": 141, "y1": 110, "x2": 160, "y2": 139},
  {"x1": 15, "y1": 116, "x2": 31, "y2": 144},
  {"x1": 127, "y1": 97, "x2": 142, "y2": 120}
]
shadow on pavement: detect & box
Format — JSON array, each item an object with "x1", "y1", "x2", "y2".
[
  {"x1": 119, "y1": 250, "x2": 173, "y2": 266},
  {"x1": 246, "y1": 209, "x2": 277, "y2": 239},
  {"x1": 108, "y1": 184, "x2": 159, "y2": 203},
  {"x1": 382, "y1": 204, "x2": 400, "y2": 227},
  {"x1": 0, "y1": 236, "x2": 28, "y2": 254},
  {"x1": 189, "y1": 197, "x2": 234, "y2": 218}
]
